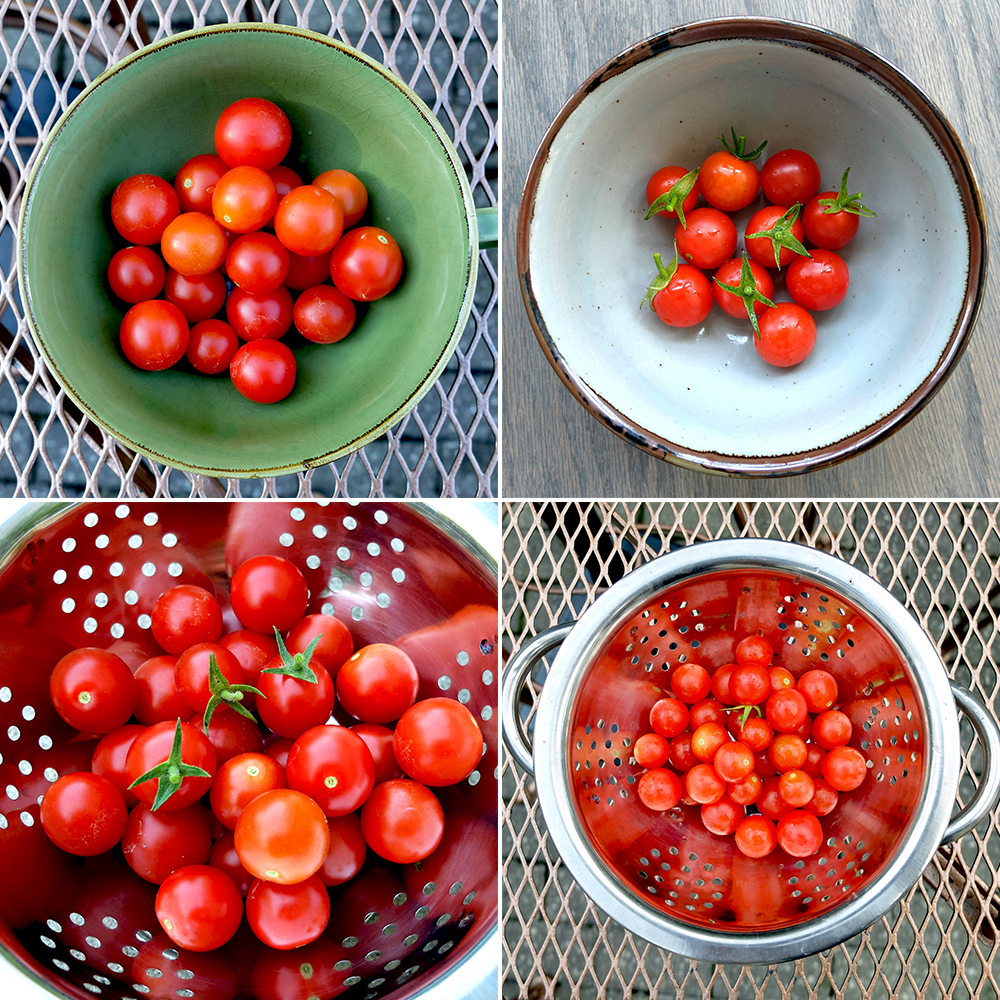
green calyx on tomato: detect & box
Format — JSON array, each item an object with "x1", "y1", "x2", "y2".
[
  {"x1": 644, "y1": 168, "x2": 699, "y2": 229},
  {"x1": 127, "y1": 718, "x2": 211, "y2": 811},
  {"x1": 733, "y1": 702, "x2": 764, "y2": 727},
  {"x1": 203, "y1": 653, "x2": 266, "y2": 729},
  {"x1": 713, "y1": 251, "x2": 776, "y2": 340},
  {"x1": 639, "y1": 243, "x2": 681, "y2": 311},
  {"x1": 819, "y1": 167, "x2": 877, "y2": 218},
  {"x1": 718, "y1": 126, "x2": 767, "y2": 162},
  {"x1": 260, "y1": 628, "x2": 323, "y2": 684},
  {"x1": 746, "y1": 204, "x2": 811, "y2": 269}
]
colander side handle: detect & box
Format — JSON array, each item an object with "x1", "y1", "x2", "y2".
[
  {"x1": 501, "y1": 623, "x2": 575, "y2": 775},
  {"x1": 942, "y1": 683, "x2": 1000, "y2": 845}
]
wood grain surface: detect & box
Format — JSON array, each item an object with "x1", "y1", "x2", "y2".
[{"x1": 501, "y1": 0, "x2": 998, "y2": 498}]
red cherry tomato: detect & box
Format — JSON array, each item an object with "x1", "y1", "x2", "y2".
[
  {"x1": 734, "y1": 815, "x2": 776, "y2": 858},
  {"x1": 91, "y1": 723, "x2": 146, "y2": 807},
  {"x1": 317, "y1": 813, "x2": 367, "y2": 886},
  {"x1": 200, "y1": 704, "x2": 265, "y2": 766},
  {"x1": 125, "y1": 719, "x2": 217, "y2": 812},
  {"x1": 160, "y1": 212, "x2": 228, "y2": 276},
  {"x1": 108, "y1": 246, "x2": 165, "y2": 303},
  {"x1": 187, "y1": 319, "x2": 240, "y2": 375},
  {"x1": 736, "y1": 635, "x2": 773, "y2": 667},
  {"x1": 134, "y1": 655, "x2": 189, "y2": 726},
  {"x1": 670, "y1": 663, "x2": 712, "y2": 704},
  {"x1": 644, "y1": 165, "x2": 700, "y2": 221},
  {"x1": 730, "y1": 664, "x2": 769, "y2": 705},
  {"x1": 786, "y1": 249, "x2": 850, "y2": 311},
  {"x1": 351, "y1": 723, "x2": 404, "y2": 785},
  {"x1": 255, "y1": 660, "x2": 335, "y2": 740},
  {"x1": 802, "y1": 191, "x2": 860, "y2": 250},
  {"x1": 675, "y1": 207, "x2": 739, "y2": 270},
  {"x1": 293, "y1": 284, "x2": 356, "y2": 344},
  {"x1": 226, "y1": 232, "x2": 291, "y2": 294},
  {"x1": 759, "y1": 149, "x2": 821, "y2": 208},
  {"x1": 175, "y1": 153, "x2": 228, "y2": 213},
  {"x1": 684, "y1": 762, "x2": 726, "y2": 804},
  {"x1": 329, "y1": 226, "x2": 403, "y2": 301},
  {"x1": 712, "y1": 256, "x2": 773, "y2": 320},
  {"x1": 120, "y1": 300, "x2": 190, "y2": 371},
  {"x1": 219, "y1": 628, "x2": 280, "y2": 678},
  {"x1": 777, "y1": 769, "x2": 816, "y2": 808},
  {"x1": 313, "y1": 169, "x2": 369, "y2": 227},
  {"x1": 208, "y1": 831, "x2": 254, "y2": 896},
  {"x1": 226, "y1": 285, "x2": 294, "y2": 341},
  {"x1": 776, "y1": 809, "x2": 823, "y2": 857},
  {"x1": 636, "y1": 767, "x2": 682, "y2": 811},
  {"x1": 768, "y1": 733, "x2": 807, "y2": 772},
  {"x1": 230, "y1": 555, "x2": 309, "y2": 634},
  {"x1": 164, "y1": 268, "x2": 228, "y2": 323},
  {"x1": 285, "y1": 614, "x2": 353, "y2": 677},
  {"x1": 713, "y1": 740, "x2": 754, "y2": 782},
  {"x1": 649, "y1": 697, "x2": 689, "y2": 738},
  {"x1": 701, "y1": 794, "x2": 744, "y2": 836},
  {"x1": 393, "y1": 697, "x2": 483, "y2": 786},
  {"x1": 215, "y1": 97, "x2": 292, "y2": 171},
  {"x1": 40, "y1": 772, "x2": 127, "y2": 855},
  {"x1": 633, "y1": 733, "x2": 669, "y2": 769},
  {"x1": 755, "y1": 303, "x2": 817, "y2": 368},
  {"x1": 690, "y1": 721, "x2": 729, "y2": 763},
  {"x1": 283, "y1": 250, "x2": 333, "y2": 291},
  {"x1": 765, "y1": 688, "x2": 809, "y2": 733},
  {"x1": 122, "y1": 802, "x2": 213, "y2": 883},
  {"x1": 359, "y1": 778, "x2": 445, "y2": 864},
  {"x1": 698, "y1": 150, "x2": 759, "y2": 212},
  {"x1": 155, "y1": 865, "x2": 243, "y2": 951},
  {"x1": 274, "y1": 185, "x2": 345, "y2": 256},
  {"x1": 210, "y1": 752, "x2": 288, "y2": 830},
  {"x1": 230, "y1": 340, "x2": 297, "y2": 404},
  {"x1": 812, "y1": 709, "x2": 853, "y2": 750},
  {"x1": 268, "y1": 164, "x2": 304, "y2": 199},
  {"x1": 246, "y1": 874, "x2": 330, "y2": 950},
  {"x1": 821, "y1": 746, "x2": 868, "y2": 790},
  {"x1": 648, "y1": 262, "x2": 713, "y2": 328},
  {"x1": 212, "y1": 166, "x2": 278, "y2": 233},
  {"x1": 174, "y1": 642, "x2": 253, "y2": 714},
  {"x1": 49, "y1": 647, "x2": 136, "y2": 733},
  {"x1": 335, "y1": 643, "x2": 418, "y2": 723},
  {"x1": 745, "y1": 205, "x2": 806, "y2": 269},
  {"x1": 285, "y1": 725, "x2": 374, "y2": 817},
  {"x1": 111, "y1": 173, "x2": 180, "y2": 245},
  {"x1": 152, "y1": 584, "x2": 223, "y2": 655}
]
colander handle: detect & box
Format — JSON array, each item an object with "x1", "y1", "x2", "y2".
[
  {"x1": 942, "y1": 683, "x2": 1000, "y2": 845},
  {"x1": 501, "y1": 622, "x2": 575, "y2": 775}
]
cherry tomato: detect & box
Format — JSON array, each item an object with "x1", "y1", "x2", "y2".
[
  {"x1": 283, "y1": 249, "x2": 333, "y2": 291},
  {"x1": 274, "y1": 185, "x2": 345, "y2": 256},
  {"x1": 212, "y1": 166, "x2": 278, "y2": 233},
  {"x1": 786, "y1": 249, "x2": 849, "y2": 311},
  {"x1": 734, "y1": 815, "x2": 776, "y2": 858},
  {"x1": 777, "y1": 769, "x2": 815, "y2": 807},
  {"x1": 285, "y1": 614, "x2": 353, "y2": 677},
  {"x1": 125, "y1": 719, "x2": 217, "y2": 811},
  {"x1": 156, "y1": 865, "x2": 243, "y2": 951},
  {"x1": 698, "y1": 150, "x2": 759, "y2": 212},
  {"x1": 755, "y1": 303, "x2": 817, "y2": 368},
  {"x1": 802, "y1": 188, "x2": 861, "y2": 250},
  {"x1": 122, "y1": 802, "x2": 213, "y2": 883},
  {"x1": 684, "y1": 762, "x2": 725, "y2": 804},
  {"x1": 335, "y1": 643, "x2": 418, "y2": 723},
  {"x1": 49, "y1": 647, "x2": 136, "y2": 733},
  {"x1": 393, "y1": 697, "x2": 483, "y2": 786},
  {"x1": 120, "y1": 300, "x2": 190, "y2": 371},
  {"x1": 759, "y1": 149, "x2": 821, "y2": 208},
  {"x1": 175, "y1": 642, "x2": 253, "y2": 714},
  {"x1": 668, "y1": 733, "x2": 696, "y2": 772},
  {"x1": 713, "y1": 740, "x2": 754, "y2": 782},
  {"x1": 690, "y1": 722, "x2": 729, "y2": 762},
  {"x1": 285, "y1": 725, "x2": 374, "y2": 816},
  {"x1": 152, "y1": 584, "x2": 223, "y2": 654},
  {"x1": 776, "y1": 809, "x2": 823, "y2": 857},
  {"x1": 757, "y1": 775, "x2": 793, "y2": 821},
  {"x1": 40, "y1": 772, "x2": 127, "y2": 855},
  {"x1": 215, "y1": 97, "x2": 292, "y2": 170},
  {"x1": 161, "y1": 212, "x2": 228, "y2": 276},
  {"x1": 648, "y1": 262, "x2": 713, "y2": 328},
  {"x1": 644, "y1": 165, "x2": 699, "y2": 222},
  {"x1": 675, "y1": 207, "x2": 738, "y2": 269},
  {"x1": 230, "y1": 555, "x2": 309, "y2": 633},
  {"x1": 768, "y1": 733, "x2": 807, "y2": 772},
  {"x1": 318, "y1": 813, "x2": 367, "y2": 886},
  {"x1": 210, "y1": 752, "x2": 288, "y2": 830},
  {"x1": 219, "y1": 628, "x2": 280, "y2": 679},
  {"x1": 650, "y1": 697, "x2": 689, "y2": 738},
  {"x1": 200, "y1": 704, "x2": 265, "y2": 765},
  {"x1": 797, "y1": 668, "x2": 839, "y2": 713},
  {"x1": 347, "y1": 724, "x2": 400, "y2": 786},
  {"x1": 208, "y1": 831, "x2": 254, "y2": 896},
  {"x1": 111, "y1": 173, "x2": 180, "y2": 245},
  {"x1": 636, "y1": 767, "x2": 682, "y2": 811},
  {"x1": 135, "y1": 655, "x2": 189, "y2": 726},
  {"x1": 805, "y1": 778, "x2": 839, "y2": 817},
  {"x1": 226, "y1": 232, "x2": 290, "y2": 294},
  {"x1": 359, "y1": 778, "x2": 445, "y2": 864},
  {"x1": 765, "y1": 688, "x2": 808, "y2": 733},
  {"x1": 769, "y1": 667, "x2": 795, "y2": 693},
  {"x1": 745, "y1": 205, "x2": 806, "y2": 269},
  {"x1": 730, "y1": 664, "x2": 769, "y2": 705},
  {"x1": 812, "y1": 709, "x2": 852, "y2": 750},
  {"x1": 701, "y1": 794, "x2": 744, "y2": 835},
  {"x1": 633, "y1": 732, "x2": 670, "y2": 769},
  {"x1": 689, "y1": 699, "x2": 725, "y2": 727},
  {"x1": 313, "y1": 169, "x2": 369, "y2": 227},
  {"x1": 728, "y1": 771, "x2": 762, "y2": 806},
  {"x1": 670, "y1": 663, "x2": 711, "y2": 704},
  {"x1": 91, "y1": 723, "x2": 145, "y2": 807},
  {"x1": 710, "y1": 664, "x2": 737, "y2": 704},
  {"x1": 293, "y1": 284, "x2": 356, "y2": 344},
  {"x1": 230, "y1": 340, "x2": 297, "y2": 404},
  {"x1": 234, "y1": 788, "x2": 330, "y2": 884},
  {"x1": 187, "y1": 318, "x2": 240, "y2": 374},
  {"x1": 247, "y1": 874, "x2": 330, "y2": 950},
  {"x1": 108, "y1": 246, "x2": 165, "y2": 303},
  {"x1": 712, "y1": 256, "x2": 773, "y2": 320},
  {"x1": 164, "y1": 268, "x2": 228, "y2": 323},
  {"x1": 736, "y1": 635, "x2": 773, "y2": 666},
  {"x1": 821, "y1": 746, "x2": 868, "y2": 790},
  {"x1": 268, "y1": 164, "x2": 303, "y2": 199},
  {"x1": 255, "y1": 659, "x2": 335, "y2": 740},
  {"x1": 175, "y1": 153, "x2": 228, "y2": 213},
  {"x1": 226, "y1": 285, "x2": 294, "y2": 341},
  {"x1": 732, "y1": 714, "x2": 772, "y2": 752},
  {"x1": 329, "y1": 227, "x2": 403, "y2": 301}
]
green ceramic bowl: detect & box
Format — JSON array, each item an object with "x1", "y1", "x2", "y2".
[{"x1": 18, "y1": 23, "x2": 496, "y2": 478}]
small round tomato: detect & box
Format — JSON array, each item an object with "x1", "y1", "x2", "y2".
[
  {"x1": 650, "y1": 697, "x2": 689, "y2": 738},
  {"x1": 710, "y1": 664, "x2": 737, "y2": 704},
  {"x1": 636, "y1": 768, "x2": 682, "y2": 811},
  {"x1": 50, "y1": 647, "x2": 137, "y2": 734},
  {"x1": 736, "y1": 635, "x2": 774, "y2": 667},
  {"x1": 812, "y1": 710, "x2": 852, "y2": 750},
  {"x1": 668, "y1": 733, "x2": 696, "y2": 772},
  {"x1": 701, "y1": 794, "x2": 744, "y2": 836},
  {"x1": 161, "y1": 212, "x2": 228, "y2": 276},
  {"x1": 734, "y1": 715, "x2": 773, "y2": 752},
  {"x1": 670, "y1": 662, "x2": 711, "y2": 704},
  {"x1": 759, "y1": 149, "x2": 821, "y2": 208},
  {"x1": 111, "y1": 173, "x2": 180, "y2": 245},
  {"x1": 776, "y1": 809, "x2": 823, "y2": 857},
  {"x1": 698, "y1": 150, "x2": 759, "y2": 212},
  {"x1": 728, "y1": 771, "x2": 762, "y2": 806},
  {"x1": 40, "y1": 772, "x2": 127, "y2": 856},
  {"x1": 821, "y1": 746, "x2": 868, "y2": 790},
  {"x1": 757, "y1": 775, "x2": 793, "y2": 821},
  {"x1": 293, "y1": 284, "x2": 356, "y2": 344},
  {"x1": 210, "y1": 752, "x2": 288, "y2": 830},
  {"x1": 393, "y1": 697, "x2": 483, "y2": 786},
  {"x1": 802, "y1": 195, "x2": 859, "y2": 249},
  {"x1": 313, "y1": 169, "x2": 369, "y2": 227},
  {"x1": 351, "y1": 723, "x2": 404, "y2": 784},
  {"x1": 156, "y1": 865, "x2": 243, "y2": 951},
  {"x1": 633, "y1": 733, "x2": 670, "y2": 769},
  {"x1": 219, "y1": 628, "x2": 280, "y2": 678},
  {"x1": 689, "y1": 699, "x2": 725, "y2": 727},
  {"x1": 755, "y1": 303, "x2": 817, "y2": 368},
  {"x1": 329, "y1": 227, "x2": 403, "y2": 301},
  {"x1": 318, "y1": 813, "x2": 367, "y2": 886},
  {"x1": 175, "y1": 152, "x2": 228, "y2": 213},
  {"x1": 734, "y1": 815, "x2": 776, "y2": 858},
  {"x1": 285, "y1": 725, "x2": 374, "y2": 816},
  {"x1": 777, "y1": 769, "x2": 815, "y2": 807},
  {"x1": 212, "y1": 166, "x2": 278, "y2": 233},
  {"x1": 247, "y1": 874, "x2": 330, "y2": 950},
  {"x1": 108, "y1": 246, "x2": 165, "y2": 303},
  {"x1": 120, "y1": 300, "x2": 190, "y2": 371},
  {"x1": 230, "y1": 555, "x2": 309, "y2": 633},
  {"x1": 187, "y1": 319, "x2": 240, "y2": 374},
  {"x1": 122, "y1": 802, "x2": 213, "y2": 883},
  {"x1": 644, "y1": 165, "x2": 699, "y2": 222},
  {"x1": 200, "y1": 704, "x2": 265, "y2": 765},
  {"x1": 285, "y1": 614, "x2": 353, "y2": 677},
  {"x1": 226, "y1": 285, "x2": 294, "y2": 341},
  {"x1": 648, "y1": 261, "x2": 713, "y2": 328},
  {"x1": 215, "y1": 97, "x2": 292, "y2": 170},
  {"x1": 135, "y1": 655, "x2": 189, "y2": 726},
  {"x1": 684, "y1": 762, "x2": 725, "y2": 804},
  {"x1": 125, "y1": 719, "x2": 217, "y2": 811},
  {"x1": 234, "y1": 788, "x2": 330, "y2": 884},
  {"x1": 226, "y1": 232, "x2": 290, "y2": 295},
  {"x1": 152, "y1": 584, "x2": 223, "y2": 654},
  {"x1": 713, "y1": 740, "x2": 754, "y2": 782},
  {"x1": 230, "y1": 340, "x2": 297, "y2": 404},
  {"x1": 745, "y1": 205, "x2": 806, "y2": 269},
  {"x1": 268, "y1": 165, "x2": 304, "y2": 199},
  {"x1": 208, "y1": 831, "x2": 254, "y2": 896},
  {"x1": 274, "y1": 185, "x2": 345, "y2": 256},
  {"x1": 730, "y1": 663, "x2": 769, "y2": 705},
  {"x1": 797, "y1": 668, "x2": 839, "y2": 713},
  {"x1": 175, "y1": 642, "x2": 253, "y2": 714},
  {"x1": 335, "y1": 643, "x2": 418, "y2": 723},
  {"x1": 165, "y1": 268, "x2": 228, "y2": 323},
  {"x1": 359, "y1": 778, "x2": 445, "y2": 864},
  {"x1": 805, "y1": 778, "x2": 839, "y2": 817},
  {"x1": 690, "y1": 722, "x2": 729, "y2": 763},
  {"x1": 765, "y1": 688, "x2": 808, "y2": 733},
  {"x1": 283, "y1": 250, "x2": 333, "y2": 291},
  {"x1": 768, "y1": 733, "x2": 808, "y2": 772},
  {"x1": 712, "y1": 256, "x2": 773, "y2": 320},
  {"x1": 256, "y1": 660, "x2": 335, "y2": 740},
  {"x1": 92, "y1": 723, "x2": 146, "y2": 806},
  {"x1": 675, "y1": 207, "x2": 738, "y2": 270},
  {"x1": 786, "y1": 248, "x2": 849, "y2": 311}
]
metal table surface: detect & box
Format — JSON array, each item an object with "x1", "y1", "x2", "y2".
[
  {"x1": 502, "y1": 502, "x2": 1000, "y2": 999},
  {"x1": 0, "y1": 0, "x2": 497, "y2": 498}
]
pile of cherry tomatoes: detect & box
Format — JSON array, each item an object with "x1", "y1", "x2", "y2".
[
  {"x1": 108, "y1": 97, "x2": 404, "y2": 403},
  {"x1": 633, "y1": 634, "x2": 867, "y2": 859},
  {"x1": 37, "y1": 554, "x2": 482, "y2": 954},
  {"x1": 641, "y1": 129, "x2": 875, "y2": 368}
]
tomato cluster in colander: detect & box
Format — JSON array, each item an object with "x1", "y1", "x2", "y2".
[
  {"x1": 35, "y1": 554, "x2": 483, "y2": 954},
  {"x1": 634, "y1": 635, "x2": 867, "y2": 859}
]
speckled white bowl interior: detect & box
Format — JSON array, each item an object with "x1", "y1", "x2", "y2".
[{"x1": 519, "y1": 20, "x2": 986, "y2": 475}]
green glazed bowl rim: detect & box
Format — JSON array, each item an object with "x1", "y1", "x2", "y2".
[{"x1": 17, "y1": 22, "x2": 481, "y2": 479}]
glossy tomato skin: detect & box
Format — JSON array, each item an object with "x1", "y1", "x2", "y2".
[
  {"x1": 40, "y1": 772, "x2": 127, "y2": 856},
  {"x1": 187, "y1": 319, "x2": 240, "y2": 375},
  {"x1": 313, "y1": 169, "x2": 368, "y2": 227},
  {"x1": 802, "y1": 192, "x2": 860, "y2": 250},
  {"x1": 230, "y1": 340, "x2": 297, "y2": 404},
  {"x1": 161, "y1": 212, "x2": 228, "y2": 276},
  {"x1": 645, "y1": 165, "x2": 700, "y2": 220},
  {"x1": 274, "y1": 185, "x2": 345, "y2": 256},
  {"x1": 650, "y1": 264, "x2": 713, "y2": 328},
  {"x1": 745, "y1": 206, "x2": 805, "y2": 269},
  {"x1": 120, "y1": 300, "x2": 190, "y2": 372},
  {"x1": 175, "y1": 642, "x2": 252, "y2": 714},
  {"x1": 351, "y1": 722, "x2": 404, "y2": 784},
  {"x1": 134, "y1": 655, "x2": 189, "y2": 726},
  {"x1": 152, "y1": 584, "x2": 223, "y2": 655},
  {"x1": 285, "y1": 724, "x2": 374, "y2": 816},
  {"x1": 359, "y1": 778, "x2": 445, "y2": 864},
  {"x1": 219, "y1": 628, "x2": 280, "y2": 679},
  {"x1": 329, "y1": 227, "x2": 403, "y2": 301},
  {"x1": 285, "y1": 614, "x2": 353, "y2": 677},
  {"x1": 208, "y1": 830, "x2": 254, "y2": 895},
  {"x1": 50, "y1": 647, "x2": 136, "y2": 733},
  {"x1": 212, "y1": 166, "x2": 278, "y2": 233},
  {"x1": 156, "y1": 865, "x2": 243, "y2": 951},
  {"x1": 174, "y1": 153, "x2": 228, "y2": 213},
  {"x1": 283, "y1": 250, "x2": 333, "y2": 291},
  {"x1": 215, "y1": 97, "x2": 292, "y2": 171},
  {"x1": 755, "y1": 303, "x2": 817, "y2": 368},
  {"x1": 292, "y1": 284, "x2": 356, "y2": 344},
  {"x1": 699, "y1": 151, "x2": 759, "y2": 212},
  {"x1": 108, "y1": 246, "x2": 165, "y2": 304},
  {"x1": 210, "y1": 752, "x2": 288, "y2": 830},
  {"x1": 122, "y1": 802, "x2": 213, "y2": 883},
  {"x1": 125, "y1": 719, "x2": 217, "y2": 811},
  {"x1": 268, "y1": 164, "x2": 303, "y2": 199},
  {"x1": 759, "y1": 149, "x2": 821, "y2": 208},
  {"x1": 91, "y1": 723, "x2": 146, "y2": 807},
  {"x1": 246, "y1": 874, "x2": 330, "y2": 950},
  {"x1": 675, "y1": 207, "x2": 738, "y2": 270},
  {"x1": 786, "y1": 249, "x2": 849, "y2": 311},
  {"x1": 226, "y1": 285, "x2": 294, "y2": 341},
  {"x1": 226, "y1": 232, "x2": 290, "y2": 295},
  {"x1": 165, "y1": 269, "x2": 228, "y2": 323},
  {"x1": 230, "y1": 555, "x2": 309, "y2": 633},
  {"x1": 111, "y1": 173, "x2": 180, "y2": 245},
  {"x1": 318, "y1": 813, "x2": 367, "y2": 886},
  {"x1": 335, "y1": 643, "x2": 418, "y2": 723},
  {"x1": 713, "y1": 257, "x2": 774, "y2": 319},
  {"x1": 393, "y1": 697, "x2": 483, "y2": 786},
  {"x1": 199, "y1": 704, "x2": 265, "y2": 765}
]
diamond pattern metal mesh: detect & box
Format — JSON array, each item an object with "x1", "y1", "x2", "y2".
[
  {"x1": 0, "y1": 0, "x2": 497, "y2": 497},
  {"x1": 502, "y1": 502, "x2": 1000, "y2": 1000}
]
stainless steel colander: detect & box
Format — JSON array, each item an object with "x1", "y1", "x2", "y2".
[
  {"x1": 0, "y1": 500, "x2": 498, "y2": 1000},
  {"x1": 501, "y1": 538, "x2": 1000, "y2": 965}
]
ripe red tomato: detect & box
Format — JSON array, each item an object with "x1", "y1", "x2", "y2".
[
  {"x1": 210, "y1": 752, "x2": 288, "y2": 830},
  {"x1": 786, "y1": 249, "x2": 850, "y2": 311},
  {"x1": 776, "y1": 809, "x2": 823, "y2": 857},
  {"x1": 134, "y1": 655, "x2": 189, "y2": 726},
  {"x1": 268, "y1": 164, "x2": 304, "y2": 199},
  {"x1": 111, "y1": 173, "x2": 180, "y2": 245},
  {"x1": 713, "y1": 740, "x2": 754, "y2": 782},
  {"x1": 40, "y1": 772, "x2": 127, "y2": 856},
  {"x1": 285, "y1": 725, "x2": 375, "y2": 816},
  {"x1": 283, "y1": 250, "x2": 333, "y2": 291},
  {"x1": 644, "y1": 165, "x2": 699, "y2": 222},
  {"x1": 712, "y1": 256, "x2": 774, "y2": 320},
  {"x1": 759, "y1": 149, "x2": 821, "y2": 208},
  {"x1": 125, "y1": 719, "x2": 217, "y2": 811},
  {"x1": 313, "y1": 169, "x2": 369, "y2": 227},
  {"x1": 160, "y1": 212, "x2": 229, "y2": 276},
  {"x1": 122, "y1": 802, "x2": 213, "y2": 883},
  {"x1": 755, "y1": 303, "x2": 817, "y2": 368},
  {"x1": 745, "y1": 205, "x2": 806, "y2": 269},
  {"x1": 797, "y1": 669, "x2": 839, "y2": 713},
  {"x1": 329, "y1": 226, "x2": 403, "y2": 301},
  {"x1": 730, "y1": 663, "x2": 769, "y2": 705},
  {"x1": 317, "y1": 813, "x2": 367, "y2": 886},
  {"x1": 684, "y1": 762, "x2": 725, "y2": 804},
  {"x1": 200, "y1": 704, "x2": 265, "y2": 764},
  {"x1": 765, "y1": 688, "x2": 808, "y2": 733},
  {"x1": 359, "y1": 778, "x2": 445, "y2": 864},
  {"x1": 164, "y1": 268, "x2": 228, "y2": 323},
  {"x1": 120, "y1": 300, "x2": 190, "y2": 371},
  {"x1": 226, "y1": 285, "x2": 294, "y2": 341},
  {"x1": 156, "y1": 865, "x2": 243, "y2": 951},
  {"x1": 49, "y1": 647, "x2": 136, "y2": 733},
  {"x1": 285, "y1": 614, "x2": 353, "y2": 676},
  {"x1": 690, "y1": 721, "x2": 729, "y2": 762},
  {"x1": 636, "y1": 767, "x2": 682, "y2": 810},
  {"x1": 675, "y1": 207, "x2": 738, "y2": 270},
  {"x1": 234, "y1": 788, "x2": 330, "y2": 884},
  {"x1": 246, "y1": 874, "x2": 330, "y2": 950},
  {"x1": 208, "y1": 831, "x2": 254, "y2": 896},
  {"x1": 670, "y1": 662, "x2": 712, "y2": 703},
  {"x1": 187, "y1": 319, "x2": 240, "y2": 375},
  {"x1": 393, "y1": 697, "x2": 483, "y2": 786},
  {"x1": 230, "y1": 340, "x2": 297, "y2": 404},
  {"x1": 351, "y1": 722, "x2": 404, "y2": 785},
  {"x1": 107, "y1": 246, "x2": 165, "y2": 303},
  {"x1": 255, "y1": 659, "x2": 335, "y2": 739},
  {"x1": 230, "y1": 555, "x2": 309, "y2": 633},
  {"x1": 292, "y1": 284, "x2": 356, "y2": 344},
  {"x1": 701, "y1": 794, "x2": 744, "y2": 836},
  {"x1": 821, "y1": 746, "x2": 868, "y2": 790},
  {"x1": 174, "y1": 153, "x2": 228, "y2": 213},
  {"x1": 274, "y1": 185, "x2": 345, "y2": 256},
  {"x1": 768, "y1": 733, "x2": 807, "y2": 772},
  {"x1": 649, "y1": 697, "x2": 689, "y2": 738},
  {"x1": 212, "y1": 166, "x2": 278, "y2": 233},
  {"x1": 219, "y1": 628, "x2": 280, "y2": 677},
  {"x1": 698, "y1": 150, "x2": 759, "y2": 212},
  {"x1": 335, "y1": 643, "x2": 418, "y2": 723},
  {"x1": 778, "y1": 768, "x2": 816, "y2": 807},
  {"x1": 647, "y1": 261, "x2": 713, "y2": 328},
  {"x1": 91, "y1": 723, "x2": 145, "y2": 807},
  {"x1": 215, "y1": 97, "x2": 292, "y2": 171},
  {"x1": 812, "y1": 709, "x2": 852, "y2": 750},
  {"x1": 175, "y1": 642, "x2": 253, "y2": 714},
  {"x1": 734, "y1": 815, "x2": 776, "y2": 858},
  {"x1": 152, "y1": 584, "x2": 223, "y2": 654},
  {"x1": 226, "y1": 232, "x2": 290, "y2": 294},
  {"x1": 736, "y1": 635, "x2": 774, "y2": 667},
  {"x1": 633, "y1": 732, "x2": 670, "y2": 769}
]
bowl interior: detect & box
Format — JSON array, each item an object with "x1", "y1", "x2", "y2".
[
  {"x1": 19, "y1": 25, "x2": 476, "y2": 477},
  {"x1": 522, "y1": 24, "x2": 982, "y2": 472}
]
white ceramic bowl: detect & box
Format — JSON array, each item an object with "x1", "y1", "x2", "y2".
[{"x1": 517, "y1": 18, "x2": 987, "y2": 476}]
